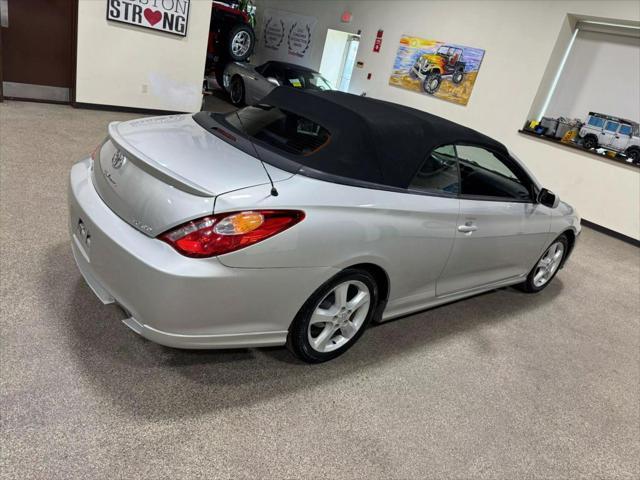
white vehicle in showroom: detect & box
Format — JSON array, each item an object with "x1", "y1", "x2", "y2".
[
  {"x1": 579, "y1": 112, "x2": 640, "y2": 164},
  {"x1": 69, "y1": 88, "x2": 580, "y2": 363}
]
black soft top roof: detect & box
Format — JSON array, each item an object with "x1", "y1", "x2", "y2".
[
  {"x1": 260, "y1": 88, "x2": 508, "y2": 188},
  {"x1": 259, "y1": 61, "x2": 317, "y2": 73}
]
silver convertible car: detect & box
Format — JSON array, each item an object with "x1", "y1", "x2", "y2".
[
  {"x1": 221, "y1": 60, "x2": 332, "y2": 106},
  {"x1": 69, "y1": 88, "x2": 580, "y2": 363}
]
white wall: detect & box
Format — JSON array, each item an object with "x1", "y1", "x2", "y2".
[
  {"x1": 254, "y1": 0, "x2": 640, "y2": 240},
  {"x1": 546, "y1": 30, "x2": 640, "y2": 120},
  {"x1": 76, "y1": 0, "x2": 210, "y2": 112}
]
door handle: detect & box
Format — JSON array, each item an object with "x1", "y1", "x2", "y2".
[{"x1": 458, "y1": 224, "x2": 478, "y2": 233}]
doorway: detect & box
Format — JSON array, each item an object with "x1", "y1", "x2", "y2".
[
  {"x1": 319, "y1": 29, "x2": 360, "y2": 92},
  {"x1": 0, "y1": 0, "x2": 76, "y2": 103}
]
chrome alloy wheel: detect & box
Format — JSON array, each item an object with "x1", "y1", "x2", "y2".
[
  {"x1": 231, "y1": 31, "x2": 251, "y2": 57},
  {"x1": 307, "y1": 280, "x2": 371, "y2": 353},
  {"x1": 533, "y1": 241, "x2": 565, "y2": 288}
]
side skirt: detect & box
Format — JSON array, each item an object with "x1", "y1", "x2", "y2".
[{"x1": 380, "y1": 275, "x2": 526, "y2": 323}]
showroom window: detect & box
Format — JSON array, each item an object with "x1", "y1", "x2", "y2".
[
  {"x1": 409, "y1": 145, "x2": 459, "y2": 195},
  {"x1": 456, "y1": 145, "x2": 532, "y2": 201}
]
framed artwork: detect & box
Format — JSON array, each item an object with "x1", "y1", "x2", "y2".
[{"x1": 389, "y1": 35, "x2": 485, "y2": 106}]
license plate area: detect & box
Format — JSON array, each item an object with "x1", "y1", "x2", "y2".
[{"x1": 75, "y1": 218, "x2": 92, "y2": 257}]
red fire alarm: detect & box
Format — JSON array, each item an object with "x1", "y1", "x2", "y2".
[
  {"x1": 373, "y1": 29, "x2": 383, "y2": 53},
  {"x1": 341, "y1": 11, "x2": 352, "y2": 23}
]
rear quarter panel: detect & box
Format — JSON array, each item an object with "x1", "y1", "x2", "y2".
[{"x1": 214, "y1": 174, "x2": 460, "y2": 307}]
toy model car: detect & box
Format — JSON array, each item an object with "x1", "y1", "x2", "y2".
[
  {"x1": 222, "y1": 60, "x2": 333, "y2": 106},
  {"x1": 204, "y1": 1, "x2": 256, "y2": 88},
  {"x1": 579, "y1": 112, "x2": 640, "y2": 163},
  {"x1": 410, "y1": 45, "x2": 465, "y2": 94}
]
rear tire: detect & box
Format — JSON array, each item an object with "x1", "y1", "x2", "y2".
[
  {"x1": 516, "y1": 234, "x2": 568, "y2": 293},
  {"x1": 452, "y1": 69, "x2": 464, "y2": 84},
  {"x1": 287, "y1": 269, "x2": 378, "y2": 363},
  {"x1": 625, "y1": 146, "x2": 640, "y2": 164}
]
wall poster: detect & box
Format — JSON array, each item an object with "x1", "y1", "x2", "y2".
[
  {"x1": 389, "y1": 34, "x2": 485, "y2": 106},
  {"x1": 261, "y1": 8, "x2": 317, "y2": 64},
  {"x1": 106, "y1": 0, "x2": 190, "y2": 37}
]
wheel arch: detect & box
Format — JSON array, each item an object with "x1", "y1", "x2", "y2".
[
  {"x1": 342, "y1": 262, "x2": 390, "y2": 320},
  {"x1": 560, "y1": 228, "x2": 576, "y2": 267}
]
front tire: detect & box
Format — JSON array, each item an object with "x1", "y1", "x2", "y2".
[
  {"x1": 229, "y1": 76, "x2": 245, "y2": 106},
  {"x1": 422, "y1": 72, "x2": 442, "y2": 94},
  {"x1": 287, "y1": 269, "x2": 379, "y2": 363},
  {"x1": 227, "y1": 24, "x2": 255, "y2": 62},
  {"x1": 582, "y1": 135, "x2": 598, "y2": 150},
  {"x1": 516, "y1": 235, "x2": 568, "y2": 293}
]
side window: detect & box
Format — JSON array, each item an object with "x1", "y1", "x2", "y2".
[
  {"x1": 409, "y1": 145, "x2": 459, "y2": 195},
  {"x1": 456, "y1": 145, "x2": 532, "y2": 201},
  {"x1": 619, "y1": 124, "x2": 632, "y2": 136},
  {"x1": 604, "y1": 121, "x2": 619, "y2": 133},
  {"x1": 261, "y1": 64, "x2": 278, "y2": 80},
  {"x1": 588, "y1": 116, "x2": 605, "y2": 128}
]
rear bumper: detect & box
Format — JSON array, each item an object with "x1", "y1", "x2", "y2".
[{"x1": 68, "y1": 158, "x2": 336, "y2": 349}]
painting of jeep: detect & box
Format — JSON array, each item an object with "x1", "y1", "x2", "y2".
[
  {"x1": 389, "y1": 35, "x2": 485, "y2": 106},
  {"x1": 579, "y1": 112, "x2": 640, "y2": 164},
  {"x1": 409, "y1": 45, "x2": 465, "y2": 94}
]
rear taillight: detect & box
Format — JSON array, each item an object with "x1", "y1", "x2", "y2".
[{"x1": 159, "y1": 210, "x2": 305, "y2": 258}]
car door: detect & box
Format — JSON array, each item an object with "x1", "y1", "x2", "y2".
[
  {"x1": 436, "y1": 144, "x2": 551, "y2": 296},
  {"x1": 609, "y1": 123, "x2": 632, "y2": 151},
  {"x1": 381, "y1": 144, "x2": 460, "y2": 311},
  {"x1": 600, "y1": 120, "x2": 620, "y2": 147}
]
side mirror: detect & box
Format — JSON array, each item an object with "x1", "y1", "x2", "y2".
[
  {"x1": 538, "y1": 188, "x2": 559, "y2": 208},
  {"x1": 266, "y1": 77, "x2": 280, "y2": 86}
]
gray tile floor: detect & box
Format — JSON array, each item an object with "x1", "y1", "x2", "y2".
[{"x1": 1, "y1": 100, "x2": 639, "y2": 479}]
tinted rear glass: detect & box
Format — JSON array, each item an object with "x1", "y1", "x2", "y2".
[{"x1": 225, "y1": 106, "x2": 331, "y2": 156}]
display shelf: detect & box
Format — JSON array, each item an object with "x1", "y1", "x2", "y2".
[{"x1": 518, "y1": 129, "x2": 640, "y2": 170}]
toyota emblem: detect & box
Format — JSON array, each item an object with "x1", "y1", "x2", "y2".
[{"x1": 112, "y1": 151, "x2": 126, "y2": 169}]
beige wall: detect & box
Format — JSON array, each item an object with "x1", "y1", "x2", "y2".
[
  {"x1": 76, "y1": 0, "x2": 210, "y2": 112},
  {"x1": 255, "y1": 0, "x2": 640, "y2": 240}
]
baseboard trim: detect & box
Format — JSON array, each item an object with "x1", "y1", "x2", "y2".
[
  {"x1": 3, "y1": 96, "x2": 70, "y2": 106},
  {"x1": 73, "y1": 102, "x2": 187, "y2": 116},
  {"x1": 582, "y1": 219, "x2": 639, "y2": 247}
]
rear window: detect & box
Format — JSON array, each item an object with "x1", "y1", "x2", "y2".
[
  {"x1": 225, "y1": 106, "x2": 330, "y2": 156},
  {"x1": 619, "y1": 124, "x2": 632, "y2": 136}
]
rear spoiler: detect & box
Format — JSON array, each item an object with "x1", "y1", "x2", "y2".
[{"x1": 108, "y1": 122, "x2": 215, "y2": 198}]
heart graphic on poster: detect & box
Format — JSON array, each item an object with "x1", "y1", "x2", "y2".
[{"x1": 144, "y1": 9, "x2": 162, "y2": 26}]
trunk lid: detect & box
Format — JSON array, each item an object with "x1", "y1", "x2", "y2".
[{"x1": 92, "y1": 114, "x2": 285, "y2": 237}]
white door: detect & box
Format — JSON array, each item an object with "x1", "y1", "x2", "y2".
[
  {"x1": 600, "y1": 120, "x2": 620, "y2": 147},
  {"x1": 609, "y1": 123, "x2": 632, "y2": 151}
]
